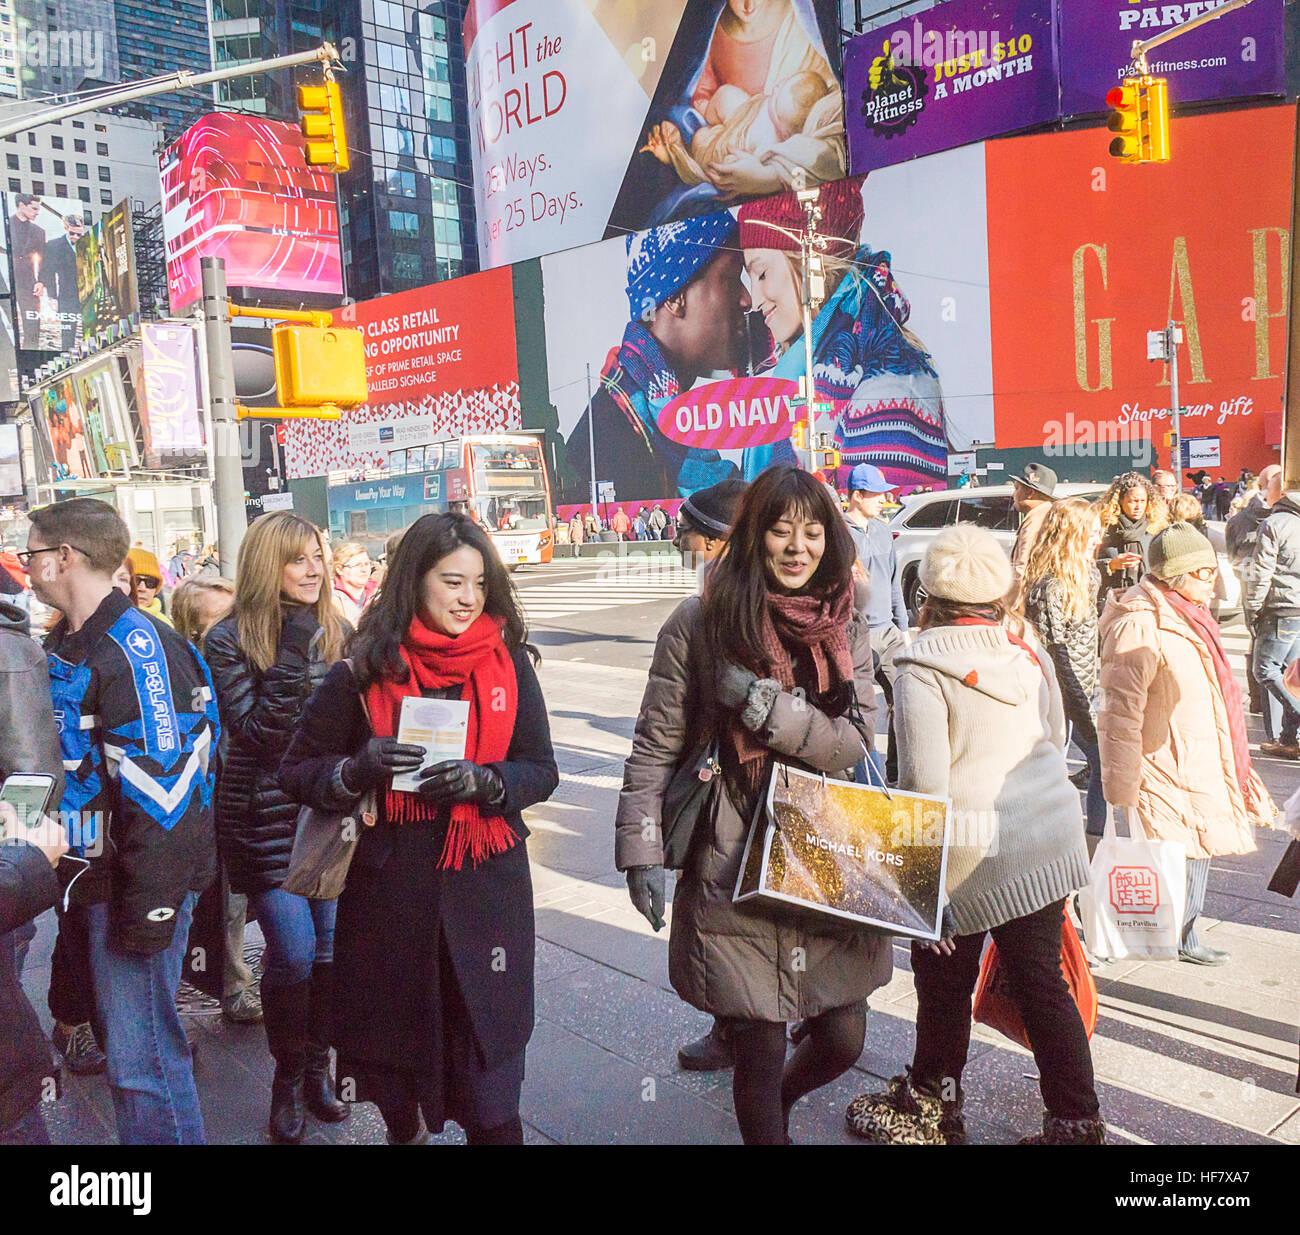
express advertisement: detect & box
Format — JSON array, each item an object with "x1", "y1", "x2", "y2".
[
  {"x1": 280, "y1": 266, "x2": 521, "y2": 478},
  {"x1": 465, "y1": 0, "x2": 844, "y2": 269},
  {"x1": 985, "y1": 104, "x2": 1294, "y2": 476},
  {"x1": 844, "y1": 0, "x2": 1058, "y2": 172},
  {"x1": 138, "y1": 322, "x2": 204, "y2": 467},
  {"x1": 159, "y1": 112, "x2": 343, "y2": 314},
  {"x1": 6, "y1": 193, "x2": 87, "y2": 352},
  {"x1": 77, "y1": 199, "x2": 140, "y2": 345},
  {"x1": 0, "y1": 205, "x2": 20, "y2": 399},
  {"x1": 1058, "y1": 0, "x2": 1286, "y2": 116},
  {"x1": 544, "y1": 154, "x2": 994, "y2": 505}
]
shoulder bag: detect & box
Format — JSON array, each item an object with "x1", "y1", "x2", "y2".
[{"x1": 282, "y1": 661, "x2": 376, "y2": 900}]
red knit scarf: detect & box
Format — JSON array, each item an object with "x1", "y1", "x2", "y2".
[
  {"x1": 1157, "y1": 583, "x2": 1253, "y2": 792},
  {"x1": 730, "y1": 587, "x2": 856, "y2": 769},
  {"x1": 365, "y1": 612, "x2": 518, "y2": 870}
]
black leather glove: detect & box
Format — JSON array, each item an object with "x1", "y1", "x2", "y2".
[
  {"x1": 626, "y1": 864, "x2": 666, "y2": 932},
  {"x1": 342, "y1": 738, "x2": 426, "y2": 791},
  {"x1": 416, "y1": 759, "x2": 507, "y2": 808},
  {"x1": 716, "y1": 662, "x2": 758, "y2": 711}
]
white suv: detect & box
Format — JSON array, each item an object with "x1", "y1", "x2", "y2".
[{"x1": 889, "y1": 483, "x2": 1106, "y2": 618}]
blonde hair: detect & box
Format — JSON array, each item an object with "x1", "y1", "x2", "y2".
[
  {"x1": 1167, "y1": 493, "x2": 1203, "y2": 524},
  {"x1": 233, "y1": 513, "x2": 345, "y2": 673},
  {"x1": 1022, "y1": 498, "x2": 1101, "y2": 623},
  {"x1": 332, "y1": 540, "x2": 370, "y2": 572},
  {"x1": 171, "y1": 576, "x2": 235, "y2": 645}
]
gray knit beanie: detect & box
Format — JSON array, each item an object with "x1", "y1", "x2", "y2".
[
  {"x1": 1149, "y1": 521, "x2": 1216, "y2": 580},
  {"x1": 919, "y1": 525, "x2": 1012, "y2": 603}
]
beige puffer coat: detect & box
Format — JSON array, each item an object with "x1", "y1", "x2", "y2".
[
  {"x1": 615, "y1": 596, "x2": 892, "y2": 1023},
  {"x1": 1098, "y1": 580, "x2": 1273, "y2": 860}
]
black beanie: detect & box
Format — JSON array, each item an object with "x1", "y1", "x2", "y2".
[{"x1": 680, "y1": 478, "x2": 749, "y2": 536}]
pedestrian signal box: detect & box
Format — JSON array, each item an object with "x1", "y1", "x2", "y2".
[
  {"x1": 298, "y1": 79, "x2": 348, "y2": 172},
  {"x1": 272, "y1": 324, "x2": 367, "y2": 409}
]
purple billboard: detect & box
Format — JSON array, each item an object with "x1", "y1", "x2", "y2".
[
  {"x1": 845, "y1": 0, "x2": 1059, "y2": 173},
  {"x1": 1058, "y1": 0, "x2": 1286, "y2": 115},
  {"x1": 138, "y1": 322, "x2": 204, "y2": 466}
]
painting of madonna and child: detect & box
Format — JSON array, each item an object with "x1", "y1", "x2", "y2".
[
  {"x1": 546, "y1": 150, "x2": 996, "y2": 508},
  {"x1": 609, "y1": 0, "x2": 847, "y2": 232}
]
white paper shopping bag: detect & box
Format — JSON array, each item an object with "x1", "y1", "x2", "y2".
[{"x1": 1078, "y1": 806, "x2": 1187, "y2": 961}]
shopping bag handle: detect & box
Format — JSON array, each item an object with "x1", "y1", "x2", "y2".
[
  {"x1": 1103, "y1": 803, "x2": 1148, "y2": 842},
  {"x1": 857, "y1": 749, "x2": 893, "y2": 800}
]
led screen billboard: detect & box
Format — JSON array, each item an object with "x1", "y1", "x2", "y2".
[{"x1": 159, "y1": 112, "x2": 343, "y2": 314}]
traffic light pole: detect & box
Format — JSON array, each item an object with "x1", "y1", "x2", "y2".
[
  {"x1": 799, "y1": 197, "x2": 819, "y2": 470},
  {"x1": 1168, "y1": 321, "x2": 1182, "y2": 478},
  {"x1": 201, "y1": 257, "x2": 248, "y2": 577},
  {"x1": 0, "y1": 44, "x2": 340, "y2": 141}
]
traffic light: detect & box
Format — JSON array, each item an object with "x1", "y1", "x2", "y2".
[
  {"x1": 791, "y1": 420, "x2": 809, "y2": 451},
  {"x1": 1106, "y1": 76, "x2": 1170, "y2": 164},
  {"x1": 298, "y1": 79, "x2": 348, "y2": 172},
  {"x1": 1106, "y1": 80, "x2": 1141, "y2": 162},
  {"x1": 1140, "y1": 76, "x2": 1170, "y2": 162},
  {"x1": 272, "y1": 323, "x2": 367, "y2": 409}
]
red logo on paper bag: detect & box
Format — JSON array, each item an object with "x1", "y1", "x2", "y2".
[{"x1": 1109, "y1": 866, "x2": 1160, "y2": 915}]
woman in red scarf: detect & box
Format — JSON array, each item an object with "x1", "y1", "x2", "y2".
[
  {"x1": 279, "y1": 513, "x2": 558, "y2": 1145},
  {"x1": 616, "y1": 467, "x2": 891, "y2": 1144}
]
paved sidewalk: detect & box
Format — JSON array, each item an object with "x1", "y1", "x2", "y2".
[{"x1": 23, "y1": 618, "x2": 1300, "y2": 1145}]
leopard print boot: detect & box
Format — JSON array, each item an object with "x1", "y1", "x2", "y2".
[
  {"x1": 845, "y1": 1070, "x2": 958, "y2": 1145},
  {"x1": 1018, "y1": 1113, "x2": 1107, "y2": 1145}
]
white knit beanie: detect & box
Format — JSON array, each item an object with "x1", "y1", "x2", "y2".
[{"x1": 919, "y1": 524, "x2": 1012, "y2": 603}]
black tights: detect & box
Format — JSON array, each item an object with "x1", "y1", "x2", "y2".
[{"x1": 730, "y1": 1003, "x2": 867, "y2": 1145}]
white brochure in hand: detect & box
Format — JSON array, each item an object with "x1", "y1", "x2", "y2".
[{"x1": 392, "y1": 696, "x2": 470, "y2": 793}]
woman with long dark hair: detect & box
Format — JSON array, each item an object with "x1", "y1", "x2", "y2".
[
  {"x1": 204, "y1": 512, "x2": 349, "y2": 1143},
  {"x1": 617, "y1": 466, "x2": 891, "y2": 1145},
  {"x1": 279, "y1": 513, "x2": 557, "y2": 1145}
]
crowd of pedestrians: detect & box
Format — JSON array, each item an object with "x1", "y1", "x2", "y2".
[{"x1": 0, "y1": 454, "x2": 1293, "y2": 1148}]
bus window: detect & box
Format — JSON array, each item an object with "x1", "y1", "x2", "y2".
[
  {"x1": 424, "y1": 443, "x2": 443, "y2": 470},
  {"x1": 348, "y1": 511, "x2": 368, "y2": 535},
  {"x1": 443, "y1": 441, "x2": 460, "y2": 469}
]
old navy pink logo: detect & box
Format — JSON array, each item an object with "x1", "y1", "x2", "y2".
[{"x1": 656, "y1": 377, "x2": 804, "y2": 451}]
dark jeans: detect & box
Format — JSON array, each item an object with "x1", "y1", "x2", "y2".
[
  {"x1": 1253, "y1": 614, "x2": 1300, "y2": 744},
  {"x1": 910, "y1": 898, "x2": 1099, "y2": 1120},
  {"x1": 247, "y1": 887, "x2": 335, "y2": 992},
  {"x1": 1074, "y1": 731, "x2": 1106, "y2": 837}
]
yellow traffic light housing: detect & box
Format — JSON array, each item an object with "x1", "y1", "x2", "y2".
[
  {"x1": 1106, "y1": 80, "x2": 1141, "y2": 162},
  {"x1": 298, "y1": 79, "x2": 349, "y2": 172},
  {"x1": 1140, "y1": 76, "x2": 1170, "y2": 162},
  {"x1": 1107, "y1": 75, "x2": 1170, "y2": 164},
  {"x1": 791, "y1": 420, "x2": 809, "y2": 450},
  {"x1": 272, "y1": 323, "x2": 368, "y2": 409}
]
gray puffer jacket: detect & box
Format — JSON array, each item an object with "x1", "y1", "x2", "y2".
[
  {"x1": 616, "y1": 596, "x2": 892, "y2": 1023},
  {"x1": 1243, "y1": 497, "x2": 1300, "y2": 618}
]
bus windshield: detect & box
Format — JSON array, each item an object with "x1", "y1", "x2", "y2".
[{"x1": 467, "y1": 440, "x2": 548, "y2": 532}]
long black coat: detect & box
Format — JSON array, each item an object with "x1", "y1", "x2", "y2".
[
  {"x1": 1097, "y1": 517, "x2": 1154, "y2": 607},
  {"x1": 277, "y1": 649, "x2": 558, "y2": 1079},
  {"x1": 1, "y1": 842, "x2": 60, "y2": 1128},
  {"x1": 204, "y1": 606, "x2": 337, "y2": 895}
]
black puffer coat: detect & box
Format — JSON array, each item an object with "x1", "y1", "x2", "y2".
[
  {"x1": 1024, "y1": 569, "x2": 1101, "y2": 745},
  {"x1": 205, "y1": 605, "x2": 342, "y2": 895}
]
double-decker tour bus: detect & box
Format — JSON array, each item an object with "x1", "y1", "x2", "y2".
[{"x1": 326, "y1": 433, "x2": 554, "y2": 569}]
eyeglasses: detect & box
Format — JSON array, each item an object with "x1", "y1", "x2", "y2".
[
  {"x1": 17, "y1": 544, "x2": 87, "y2": 569},
  {"x1": 132, "y1": 574, "x2": 161, "y2": 589},
  {"x1": 1189, "y1": 566, "x2": 1218, "y2": 582}
]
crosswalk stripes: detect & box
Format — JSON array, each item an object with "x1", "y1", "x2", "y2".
[{"x1": 519, "y1": 567, "x2": 700, "y2": 623}]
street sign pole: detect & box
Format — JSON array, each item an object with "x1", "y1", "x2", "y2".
[
  {"x1": 584, "y1": 363, "x2": 598, "y2": 515},
  {"x1": 1168, "y1": 320, "x2": 1181, "y2": 477},
  {"x1": 201, "y1": 257, "x2": 247, "y2": 577}
]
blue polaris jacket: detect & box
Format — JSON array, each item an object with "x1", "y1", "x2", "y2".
[{"x1": 45, "y1": 588, "x2": 220, "y2": 954}]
